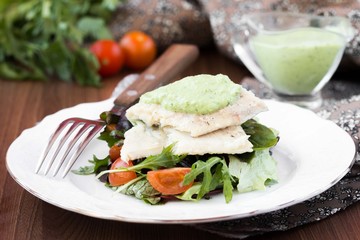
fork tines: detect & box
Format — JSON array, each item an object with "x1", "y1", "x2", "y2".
[{"x1": 35, "y1": 118, "x2": 104, "y2": 178}]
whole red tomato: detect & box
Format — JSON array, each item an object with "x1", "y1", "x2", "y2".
[
  {"x1": 89, "y1": 40, "x2": 125, "y2": 77},
  {"x1": 119, "y1": 31, "x2": 157, "y2": 70}
]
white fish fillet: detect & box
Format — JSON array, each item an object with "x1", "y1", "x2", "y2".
[
  {"x1": 121, "y1": 123, "x2": 253, "y2": 161},
  {"x1": 126, "y1": 87, "x2": 267, "y2": 137},
  {"x1": 120, "y1": 123, "x2": 166, "y2": 161}
]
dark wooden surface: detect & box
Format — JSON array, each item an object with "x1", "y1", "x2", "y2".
[{"x1": 1, "y1": 49, "x2": 359, "y2": 240}]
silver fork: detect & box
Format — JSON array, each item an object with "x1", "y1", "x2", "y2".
[
  {"x1": 34, "y1": 44, "x2": 199, "y2": 178},
  {"x1": 35, "y1": 118, "x2": 105, "y2": 177}
]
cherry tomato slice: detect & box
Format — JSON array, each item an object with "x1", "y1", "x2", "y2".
[
  {"x1": 119, "y1": 31, "x2": 157, "y2": 70},
  {"x1": 108, "y1": 158, "x2": 137, "y2": 186},
  {"x1": 89, "y1": 40, "x2": 125, "y2": 77},
  {"x1": 109, "y1": 145, "x2": 121, "y2": 162},
  {"x1": 147, "y1": 168, "x2": 193, "y2": 195}
]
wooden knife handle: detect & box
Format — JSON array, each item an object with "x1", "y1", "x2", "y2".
[{"x1": 113, "y1": 44, "x2": 199, "y2": 107}]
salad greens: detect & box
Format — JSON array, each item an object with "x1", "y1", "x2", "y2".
[
  {"x1": 0, "y1": 0, "x2": 123, "y2": 86},
  {"x1": 178, "y1": 150, "x2": 278, "y2": 203},
  {"x1": 96, "y1": 144, "x2": 186, "y2": 179},
  {"x1": 73, "y1": 117, "x2": 279, "y2": 205},
  {"x1": 228, "y1": 151, "x2": 277, "y2": 193},
  {"x1": 182, "y1": 157, "x2": 234, "y2": 203}
]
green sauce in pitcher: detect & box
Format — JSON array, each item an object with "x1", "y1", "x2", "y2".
[{"x1": 250, "y1": 27, "x2": 346, "y2": 95}]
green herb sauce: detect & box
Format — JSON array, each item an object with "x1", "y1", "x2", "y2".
[
  {"x1": 140, "y1": 74, "x2": 242, "y2": 114},
  {"x1": 250, "y1": 27, "x2": 345, "y2": 94}
]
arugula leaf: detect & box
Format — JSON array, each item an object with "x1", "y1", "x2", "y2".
[
  {"x1": 182, "y1": 157, "x2": 220, "y2": 199},
  {"x1": 176, "y1": 183, "x2": 202, "y2": 201},
  {"x1": 96, "y1": 144, "x2": 186, "y2": 179},
  {"x1": 125, "y1": 144, "x2": 186, "y2": 172},
  {"x1": 72, "y1": 155, "x2": 109, "y2": 175},
  {"x1": 183, "y1": 156, "x2": 234, "y2": 203},
  {"x1": 220, "y1": 159, "x2": 234, "y2": 203},
  {"x1": 90, "y1": 155, "x2": 111, "y2": 173},
  {"x1": 242, "y1": 119, "x2": 279, "y2": 150}
]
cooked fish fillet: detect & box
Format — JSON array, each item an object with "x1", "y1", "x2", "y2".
[
  {"x1": 164, "y1": 125, "x2": 253, "y2": 155},
  {"x1": 120, "y1": 123, "x2": 166, "y2": 161},
  {"x1": 126, "y1": 87, "x2": 267, "y2": 137},
  {"x1": 121, "y1": 123, "x2": 253, "y2": 161}
]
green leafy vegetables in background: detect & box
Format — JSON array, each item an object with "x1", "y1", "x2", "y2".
[{"x1": 0, "y1": 0, "x2": 123, "y2": 86}]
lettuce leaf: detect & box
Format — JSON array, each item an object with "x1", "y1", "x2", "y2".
[
  {"x1": 116, "y1": 178, "x2": 162, "y2": 205},
  {"x1": 229, "y1": 150, "x2": 278, "y2": 193}
]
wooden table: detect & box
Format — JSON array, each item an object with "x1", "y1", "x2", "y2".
[{"x1": 1, "y1": 49, "x2": 359, "y2": 240}]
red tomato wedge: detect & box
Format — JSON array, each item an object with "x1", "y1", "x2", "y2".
[
  {"x1": 147, "y1": 168, "x2": 193, "y2": 195},
  {"x1": 109, "y1": 158, "x2": 137, "y2": 186}
]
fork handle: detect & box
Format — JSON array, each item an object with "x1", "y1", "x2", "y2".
[{"x1": 113, "y1": 44, "x2": 199, "y2": 108}]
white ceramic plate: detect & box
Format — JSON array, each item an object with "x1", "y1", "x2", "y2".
[{"x1": 6, "y1": 99, "x2": 356, "y2": 223}]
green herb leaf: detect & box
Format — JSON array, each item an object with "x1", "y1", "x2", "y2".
[
  {"x1": 77, "y1": 17, "x2": 112, "y2": 40},
  {"x1": 72, "y1": 154, "x2": 109, "y2": 175},
  {"x1": 0, "y1": 0, "x2": 123, "y2": 85},
  {"x1": 242, "y1": 119, "x2": 279, "y2": 150},
  {"x1": 96, "y1": 144, "x2": 186, "y2": 179},
  {"x1": 184, "y1": 157, "x2": 216, "y2": 200},
  {"x1": 182, "y1": 156, "x2": 234, "y2": 203},
  {"x1": 176, "y1": 183, "x2": 202, "y2": 201},
  {"x1": 219, "y1": 159, "x2": 233, "y2": 203},
  {"x1": 71, "y1": 47, "x2": 101, "y2": 86},
  {"x1": 89, "y1": 155, "x2": 111, "y2": 173},
  {"x1": 71, "y1": 165, "x2": 94, "y2": 175},
  {"x1": 98, "y1": 129, "x2": 124, "y2": 147},
  {"x1": 126, "y1": 144, "x2": 186, "y2": 172}
]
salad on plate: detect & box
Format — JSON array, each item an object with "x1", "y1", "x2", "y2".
[{"x1": 73, "y1": 74, "x2": 279, "y2": 204}]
